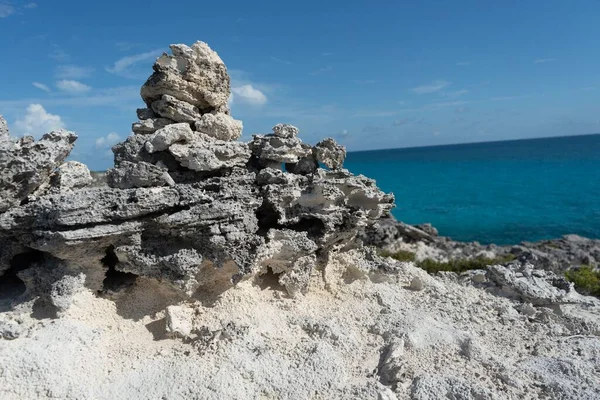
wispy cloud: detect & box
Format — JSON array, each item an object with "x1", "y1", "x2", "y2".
[
  {"x1": 0, "y1": 2, "x2": 15, "y2": 17},
  {"x1": 106, "y1": 49, "x2": 162, "y2": 79},
  {"x1": 322, "y1": 52, "x2": 334, "y2": 57},
  {"x1": 231, "y1": 85, "x2": 267, "y2": 106},
  {"x1": 49, "y1": 45, "x2": 70, "y2": 62},
  {"x1": 489, "y1": 95, "x2": 529, "y2": 101},
  {"x1": 534, "y1": 58, "x2": 557, "y2": 64},
  {"x1": 428, "y1": 100, "x2": 469, "y2": 108},
  {"x1": 55, "y1": 65, "x2": 94, "y2": 79},
  {"x1": 455, "y1": 107, "x2": 469, "y2": 113},
  {"x1": 0, "y1": 2, "x2": 37, "y2": 18},
  {"x1": 115, "y1": 41, "x2": 140, "y2": 51},
  {"x1": 56, "y1": 80, "x2": 91, "y2": 94},
  {"x1": 411, "y1": 80, "x2": 452, "y2": 94},
  {"x1": 354, "y1": 110, "x2": 403, "y2": 118},
  {"x1": 444, "y1": 89, "x2": 469, "y2": 98},
  {"x1": 354, "y1": 79, "x2": 378, "y2": 84},
  {"x1": 14, "y1": 104, "x2": 65, "y2": 137},
  {"x1": 392, "y1": 118, "x2": 411, "y2": 127},
  {"x1": 0, "y1": 86, "x2": 140, "y2": 110},
  {"x1": 456, "y1": 61, "x2": 471, "y2": 66},
  {"x1": 95, "y1": 132, "x2": 121, "y2": 149},
  {"x1": 362, "y1": 125, "x2": 386, "y2": 134},
  {"x1": 310, "y1": 66, "x2": 333, "y2": 76},
  {"x1": 270, "y1": 56, "x2": 292, "y2": 65},
  {"x1": 32, "y1": 82, "x2": 50, "y2": 92}
]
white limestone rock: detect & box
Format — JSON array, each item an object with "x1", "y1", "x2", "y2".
[
  {"x1": 0, "y1": 115, "x2": 9, "y2": 138},
  {"x1": 141, "y1": 41, "x2": 230, "y2": 111},
  {"x1": 51, "y1": 161, "x2": 93, "y2": 191},
  {"x1": 106, "y1": 161, "x2": 175, "y2": 189},
  {"x1": 136, "y1": 107, "x2": 158, "y2": 120},
  {"x1": 195, "y1": 112, "x2": 242, "y2": 141},
  {"x1": 132, "y1": 117, "x2": 174, "y2": 135},
  {"x1": 168, "y1": 135, "x2": 250, "y2": 172},
  {"x1": 314, "y1": 137, "x2": 346, "y2": 170},
  {"x1": 0, "y1": 129, "x2": 77, "y2": 212},
  {"x1": 151, "y1": 94, "x2": 202, "y2": 123},
  {"x1": 0, "y1": 320, "x2": 22, "y2": 340},
  {"x1": 250, "y1": 134, "x2": 312, "y2": 164},
  {"x1": 257, "y1": 229, "x2": 318, "y2": 297},
  {"x1": 272, "y1": 123, "x2": 299, "y2": 139},
  {"x1": 165, "y1": 305, "x2": 195, "y2": 338},
  {"x1": 144, "y1": 123, "x2": 195, "y2": 153}
]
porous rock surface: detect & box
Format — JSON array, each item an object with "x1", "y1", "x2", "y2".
[{"x1": 1, "y1": 41, "x2": 599, "y2": 400}]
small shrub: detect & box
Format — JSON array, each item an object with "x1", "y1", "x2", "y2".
[
  {"x1": 380, "y1": 250, "x2": 416, "y2": 262},
  {"x1": 565, "y1": 265, "x2": 600, "y2": 296},
  {"x1": 416, "y1": 254, "x2": 516, "y2": 274}
]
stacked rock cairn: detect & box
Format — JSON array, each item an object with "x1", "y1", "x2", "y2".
[{"x1": 0, "y1": 41, "x2": 393, "y2": 315}]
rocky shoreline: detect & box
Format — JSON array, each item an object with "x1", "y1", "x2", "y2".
[
  {"x1": 360, "y1": 215, "x2": 600, "y2": 275},
  {"x1": 1, "y1": 41, "x2": 599, "y2": 399}
]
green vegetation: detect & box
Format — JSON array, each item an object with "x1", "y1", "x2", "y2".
[
  {"x1": 380, "y1": 250, "x2": 516, "y2": 274},
  {"x1": 416, "y1": 254, "x2": 516, "y2": 274},
  {"x1": 379, "y1": 250, "x2": 416, "y2": 262},
  {"x1": 565, "y1": 265, "x2": 600, "y2": 296}
]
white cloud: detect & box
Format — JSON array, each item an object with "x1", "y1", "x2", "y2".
[
  {"x1": 32, "y1": 82, "x2": 50, "y2": 92},
  {"x1": 411, "y1": 80, "x2": 452, "y2": 94},
  {"x1": 49, "y1": 45, "x2": 70, "y2": 61},
  {"x1": 55, "y1": 65, "x2": 94, "y2": 79},
  {"x1": 14, "y1": 104, "x2": 65, "y2": 136},
  {"x1": 24, "y1": 2, "x2": 37, "y2": 8},
  {"x1": 445, "y1": 89, "x2": 468, "y2": 98},
  {"x1": 534, "y1": 58, "x2": 557, "y2": 64},
  {"x1": 106, "y1": 49, "x2": 162, "y2": 79},
  {"x1": 95, "y1": 132, "x2": 122, "y2": 149},
  {"x1": 56, "y1": 80, "x2": 91, "y2": 94},
  {"x1": 0, "y1": 85, "x2": 139, "y2": 109},
  {"x1": 0, "y1": 3, "x2": 15, "y2": 17},
  {"x1": 231, "y1": 85, "x2": 267, "y2": 105},
  {"x1": 270, "y1": 56, "x2": 292, "y2": 65},
  {"x1": 310, "y1": 66, "x2": 333, "y2": 76}
]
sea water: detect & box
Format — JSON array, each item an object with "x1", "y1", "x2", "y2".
[{"x1": 344, "y1": 134, "x2": 600, "y2": 245}]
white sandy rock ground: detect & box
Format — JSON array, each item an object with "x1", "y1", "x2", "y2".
[{"x1": 1, "y1": 254, "x2": 599, "y2": 400}]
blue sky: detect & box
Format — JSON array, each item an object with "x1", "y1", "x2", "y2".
[{"x1": 1, "y1": 0, "x2": 599, "y2": 170}]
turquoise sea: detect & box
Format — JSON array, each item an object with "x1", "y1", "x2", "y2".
[{"x1": 345, "y1": 134, "x2": 600, "y2": 245}]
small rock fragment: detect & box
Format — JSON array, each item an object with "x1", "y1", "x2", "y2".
[
  {"x1": 50, "y1": 161, "x2": 93, "y2": 192},
  {"x1": 272, "y1": 123, "x2": 299, "y2": 138},
  {"x1": 165, "y1": 305, "x2": 195, "y2": 338},
  {"x1": 314, "y1": 138, "x2": 346, "y2": 169},
  {"x1": 144, "y1": 123, "x2": 195, "y2": 153},
  {"x1": 195, "y1": 112, "x2": 243, "y2": 141},
  {"x1": 410, "y1": 276, "x2": 424, "y2": 291},
  {"x1": 0, "y1": 320, "x2": 22, "y2": 340}
]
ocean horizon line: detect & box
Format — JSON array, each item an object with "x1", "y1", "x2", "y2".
[{"x1": 347, "y1": 132, "x2": 600, "y2": 155}]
